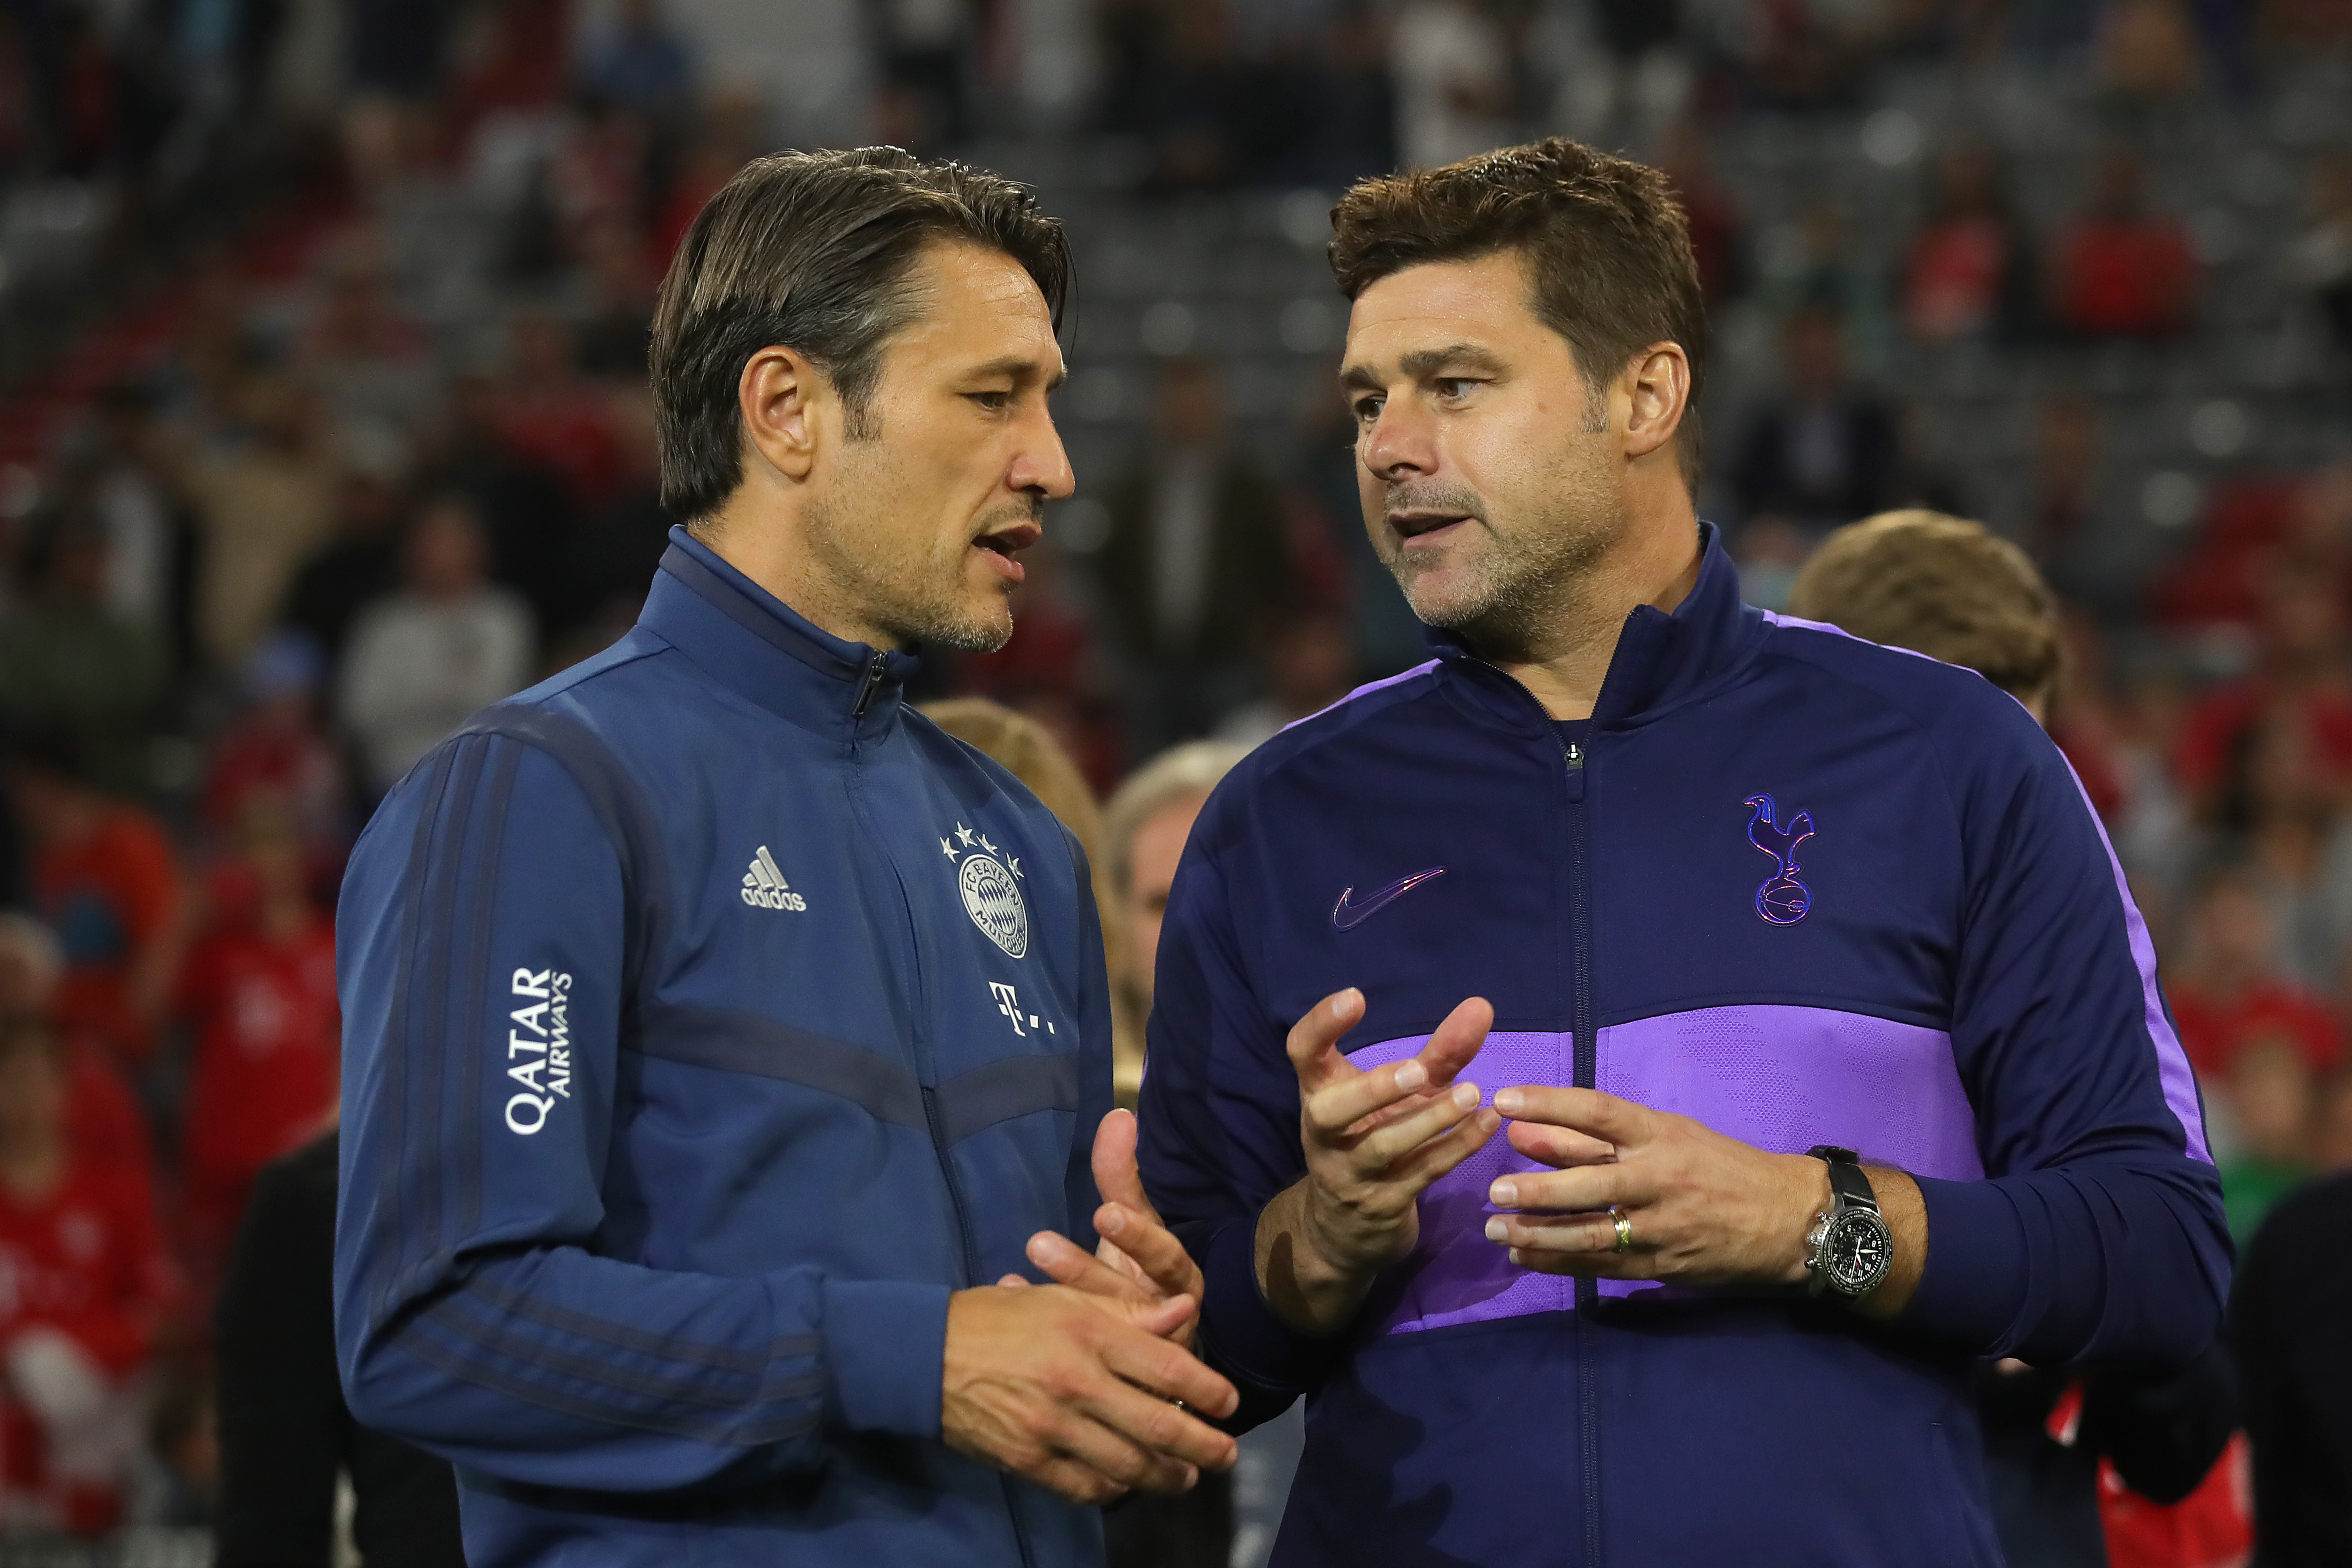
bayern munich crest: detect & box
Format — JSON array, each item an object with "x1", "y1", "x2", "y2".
[{"x1": 941, "y1": 822, "x2": 1029, "y2": 958}]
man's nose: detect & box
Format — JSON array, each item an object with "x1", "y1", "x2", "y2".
[
  {"x1": 1362, "y1": 401, "x2": 1436, "y2": 480},
  {"x1": 1012, "y1": 409, "x2": 1077, "y2": 501}
]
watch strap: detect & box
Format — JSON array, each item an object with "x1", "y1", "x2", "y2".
[{"x1": 1808, "y1": 1145, "x2": 1880, "y2": 1216}]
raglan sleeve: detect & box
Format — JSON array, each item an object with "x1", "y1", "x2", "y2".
[
  {"x1": 1137, "y1": 823, "x2": 1344, "y2": 1428},
  {"x1": 333, "y1": 726, "x2": 947, "y2": 1495},
  {"x1": 1901, "y1": 713, "x2": 2230, "y2": 1367}
]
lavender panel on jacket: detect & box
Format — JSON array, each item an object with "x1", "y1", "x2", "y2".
[{"x1": 1344, "y1": 1005, "x2": 1980, "y2": 1335}]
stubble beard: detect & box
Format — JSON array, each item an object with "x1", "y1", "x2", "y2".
[
  {"x1": 1382, "y1": 480, "x2": 1623, "y2": 658},
  {"x1": 804, "y1": 447, "x2": 1019, "y2": 655}
]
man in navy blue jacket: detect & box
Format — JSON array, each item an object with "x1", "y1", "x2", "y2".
[
  {"x1": 1122, "y1": 140, "x2": 2229, "y2": 1566},
  {"x1": 333, "y1": 148, "x2": 1238, "y2": 1568}
]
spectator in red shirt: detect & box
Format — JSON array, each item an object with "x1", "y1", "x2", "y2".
[
  {"x1": 178, "y1": 808, "x2": 339, "y2": 1273},
  {"x1": 2050, "y1": 144, "x2": 2199, "y2": 339},
  {"x1": 1903, "y1": 143, "x2": 2034, "y2": 343},
  {"x1": 2166, "y1": 865, "x2": 2343, "y2": 1083},
  {"x1": 6, "y1": 733, "x2": 189, "y2": 1067},
  {"x1": 0, "y1": 914, "x2": 152, "y2": 1200},
  {"x1": 199, "y1": 631, "x2": 350, "y2": 892},
  {"x1": 2174, "y1": 571, "x2": 2352, "y2": 814},
  {"x1": 0, "y1": 1015, "x2": 178, "y2": 1536}
]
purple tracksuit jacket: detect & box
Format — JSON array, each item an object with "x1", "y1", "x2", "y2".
[{"x1": 1136, "y1": 523, "x2": 2227, "y2": 1568}]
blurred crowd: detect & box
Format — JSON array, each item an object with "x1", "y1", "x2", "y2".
[{"x1": 0, "y1": 0, "x2": 2348, "y2": 1557}]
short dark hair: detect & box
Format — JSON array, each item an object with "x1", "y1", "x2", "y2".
[
  {"x1": 650, "y1": 146, "x2": 1073, "y2": 522},
  {"x1": 1787, "y1": 510, "x2": 2061, "y2": 703},
  {"x1": 1328, "y1": 138, "x2": 1708, "y2": 490}
]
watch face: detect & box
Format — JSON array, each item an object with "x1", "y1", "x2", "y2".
[{"x1": 1822, "y1": 1209, "x2": 1895, "y2": 1297}]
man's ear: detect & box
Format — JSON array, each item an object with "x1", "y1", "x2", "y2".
[
  {"x1": 738, "y1": 345, "x2": 828, "y2": 485},
  {"x1": 1621, "y1": 343, "x2": 1691, "y2": 466}
]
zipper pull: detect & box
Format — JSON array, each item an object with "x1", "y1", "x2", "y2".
[
  {"x1": 1565, "y1": 743, "x2": 1584, "y2": 770},
  {"x1": 851, "y1": 652, "x2": 890, "y2": 720},
  {"x1": 1564, "y1": 741, "x2": 1587, "y2": 803}
]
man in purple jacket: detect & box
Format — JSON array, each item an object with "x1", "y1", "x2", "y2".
[{"x1": 1095, "y1": 140, "x2": 2227, "y2": 1567}]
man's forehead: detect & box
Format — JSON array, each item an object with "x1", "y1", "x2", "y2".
[
  {"x1": 896, "y1": 242, "x2": 1064, "y2": 376},
  {"x1": 1342, "y1": 252, "x2": 1550, "y2": 379}
]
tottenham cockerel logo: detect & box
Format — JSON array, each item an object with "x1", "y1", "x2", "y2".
[
  {"x1": 941, "y1": 821, "x2": 1029, "y2": 958},
  {"x1": 1744, "y1": 794, "x2": 1816, "y2": 926}
]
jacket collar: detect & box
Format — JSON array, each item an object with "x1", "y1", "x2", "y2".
[
  {"x1": 639, "y1": 525, "x2": 921, "y2": 744},
  {"x1": 1427, "y1": 521, "x2": 1760, "y2": 735}
]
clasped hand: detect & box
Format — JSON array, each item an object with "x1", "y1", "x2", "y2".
[
  {"x1": 941, "y1": 1110, "x2": 1239, "y2": 1506},
  {"x1": 1259, "y1": 988, "x2": 1835, "y2": 1332}
]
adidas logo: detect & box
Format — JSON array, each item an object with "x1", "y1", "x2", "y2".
[{"x1": 740, "y1": 846, "x2": 808, "y2": 911}]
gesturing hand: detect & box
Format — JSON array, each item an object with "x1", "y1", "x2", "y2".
[
  {"x1": 1019, "y1": 1110, "x2": 1208, "y2": 1351},
  {"x1": 1480, "y1": 1086, "x2": 1828, "y2": 1287},
  {"x1": 941, "y1": 1283, "x2": 1239, "y2": 1506},
  {"x1": 1255, "y1": 988, "x2": 1502, "y2": 1334}
]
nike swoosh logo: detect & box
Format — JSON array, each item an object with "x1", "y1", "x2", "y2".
[{"x1": 1331, "y1": 868, "x2": 1447, "y2": 931}]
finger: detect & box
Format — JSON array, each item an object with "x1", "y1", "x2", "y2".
[
  {"x1": 1042, "y1": 1406, "x2": 1201, "y2": 1496},
  {"x1": 997, "y1": 1273, "x2": 1031, "y2": 1287},
  {"x1": 1078, "y1": 1371, "x2": 1240, "y2": 1473},
  {"x1": 1095, "y1": 1202, "x2": 1202, "y2": 1302},
  {"x1": 1414, "y1": 995, "x2": 1494, "y2": 1088},
  {"x1": 1284, "y1": 988, "x2": 1367, "y2": 1094},
  {"x1": 1091, "y1": 1108, "x2": 1159, "y2": 1221},
  {"x1": 1510, "y1": 1244, "x2": 1663, "y2": 1281},
  {"x1": 1484, "y1": 1210, "x2": 1628, "y2": 1253},
  {"x1": 1348, "y1": 1080, "x2": 1489, "y2": 1169},
  {"x1": 1303, "y1": 1056, "x2": 1446, "y2": 1137},
  {"x1": 1029, "y1": 1453, "x2": 1133, "y2": 1506},
  {"x1": 1097, "y1": 1317, "x2": 1240, "y2": 1420},
  {"x1": 1488, "y1": 1163, "x2": 1646, "y2": 1214},
  {"x1": 1493, "y1": 1085, "x2": 1655, "y2": 1148},
  {"x1": 1029, "y1": 1230, "x2": 1152, "y2": 1302},
  {"x1": 1506, "y1": 1121, "x2": 1617, "y2": 1169},
  {"x1": 1382, "y1": 1106, "x2": 1503, "y2": 1192}
]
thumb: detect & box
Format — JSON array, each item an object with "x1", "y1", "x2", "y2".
[
  {"x1": 1116, "y1": 1291, "x2": 1197, "y2": 1339},
  {"x1": 1092, "y1": 1108, "x2": 1156, "y2": 1219}
]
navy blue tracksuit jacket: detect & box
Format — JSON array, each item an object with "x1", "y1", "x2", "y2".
[
  {"x1": 1138, "y1": 524, "x2": 2229, "y2": 1568},
  {"x1": 333, "y1": 528, "x2": 1112, "y2": 1567}
]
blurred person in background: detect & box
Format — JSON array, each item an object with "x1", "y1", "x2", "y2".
[
  {"x1": 2316, "y1": 1072, "x2": 2352, "y2": 1172},
  {"x1": 337, "y1": 495, "x2": 535, "y2": 797},
  {"x1": 184, "y1": 373, "x2": 337, "y2": 672},
  {"x1": 176, "y1": 805, "x2": 340, "y2": 1277},
  {"x1": 1902, "y1": 142, "x2": 2036, "y2": 344},
  {"x1": 199, "y1": 632, "x2": 349, "y2": 886},
  {"x1": 2284, "y1": 148, "x2": 2352, "y2": 354},
  {"x1": 578, "y1": 0, "x2": 700, "y2": 131},
  {"x1": 2218, "y1": 1040, "x2": 2316, "y2": 1242},
  {"x1": 1094, "y1": 358, "x2": 1294, "y2": 750},
  {"x1": 1788, "y1": 507, "x2": 2248, "y2": 1568},
  {"x1": 280, "y1": 445, "x2": 412, "y2": 682},
  {"x1": 2166, "y1": 865, "x2": 2341, "y2": 1084},
  {"x1": 6, "y1": 732, "x2": 187, "y2": 1068},
  {"x1": 1730, "y1": 305, "x2": 1900, "y2": 530},
  {"x1": 0, "y1": 1015, "x2": 177, "y2": 1538},
  {"x1": 2049, "y1": 144, "x2": 2199, "y2": 341},
  {"x1": 1101, "y1": 740, "x2": 1248, "y2": 1105},
  {"x1": 1390, "y1": 0, "x2": 1512, "y2": 171},
  {"x1": 214, "y1": 1128, "x2": 466, "y2": 1568},
  {"x1": 426, "y1": 372, "x2": 573, "y2": 632},
  {"x1": 2174, "y1": 569, "x2": 2352, "y2": 821},
  {"x1": 1214, "y1": 606, "x2": 1360, "y2": 750},
  {"x1": 0, "y1": 512, "x2": 169, "y2": 799},
  {"x1": 0, "y1": 915, "x2": 152, "y2": 1209},
  {"x1": 2230, "y1": 1157, "x2": 2352, "y2": 1566}
]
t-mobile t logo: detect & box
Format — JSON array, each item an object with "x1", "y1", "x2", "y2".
[{"x1": 988, "y1": 981, "x2": 1054, "y2": 1038}]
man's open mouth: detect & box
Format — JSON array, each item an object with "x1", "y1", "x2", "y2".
[{"x1": 1388, "y1": 511, "x2": 1472, "y2": 542}]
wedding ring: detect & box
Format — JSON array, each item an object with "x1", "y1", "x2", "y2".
[{"x1": 1609, "y1": 1205, "x2": 1633, "y2": 1254}]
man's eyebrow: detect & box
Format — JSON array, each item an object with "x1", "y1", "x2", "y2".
[
  {"x1": 1338, "y1": 343, "x2": 1508, "y2": 394},
  {"x1": 963, "y1": 355, "x2": 1065, "y2": 389}
]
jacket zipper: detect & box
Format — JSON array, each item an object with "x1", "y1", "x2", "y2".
[
  {"x1": 1489, "y1": 667, "x2": 1604, "y2": 1568},
  {"x1": 847, "y1": 656, "x2": 1035, "y2": 1568}
]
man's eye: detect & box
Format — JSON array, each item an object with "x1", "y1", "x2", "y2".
[
  {"x1": 968, "y1": 391, "x2": 1013, "y2": 411},
  {"x1": 1435, "y1": 378, "x2": 1478, "y2": 399},
  {"x1": 1352, "y1": 397, "x2": 1383, "y2": 422}
]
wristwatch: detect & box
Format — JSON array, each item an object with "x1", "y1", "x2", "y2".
[{"x1": 1803, "y1": 1146, "x2": 1894, "y2": 1299}]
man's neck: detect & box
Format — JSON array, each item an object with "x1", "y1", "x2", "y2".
[
  {"x1": 691, "y1": 513, "x2": 896, "y2": 651},
  {"x1": 1478, "y1": 513, "x2": 1704, "y2": 721}
]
